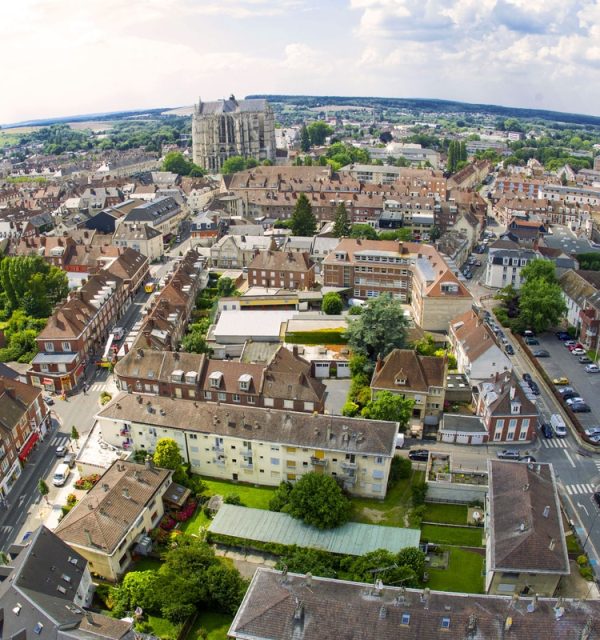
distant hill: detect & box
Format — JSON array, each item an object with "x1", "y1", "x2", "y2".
[
  {"x1": 2, "y1": 107, "x2": 172, "y2": 129},
  {"x1": 247, "y1": 94, "x2": 600, "y2": 127}
]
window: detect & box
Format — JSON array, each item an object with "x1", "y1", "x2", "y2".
[
  {"x1": 283, "y1": 399, "x2": 294, "y2": 409},
  {"x1": 270, "y1": 458, "x2": 280, "y2": 465},
  {"x1": 34, "y1": 623, "x2": 44, "y2": 635},
  {"x1": 44, "y1": 342, "x2": 55, "y2": 352},
  {"x1": 218, "y1": 392, "x2": 227, "y2": 401},
  {"x1": 401, "y1": 613, "x2": 410, "y2": 626},
  {"x1": 204, "y1": 391, "x2": 212, "y2": 400},
  {"x1": 519, "y1": 429, "x2": 528, "y2": 441},
  {"x1": 264, "y1": 398, "x2": 274, "y2": 407},
  {"x1": 375, "y1": 456, "x2": 383, "y2": 464},
  {"x1": 61, "y1": 341, "x2": 71, "y2": 351},
  {"x1": 441, "y1": 617, "x2": 451, "y2": 630},
  {"x1": 232, "y1": 394, "x2": 241, "y2": 403},
  {"x1": 509, "y1": 418, "x2": 517, "y2": 429},
  {"x1": 247, "y1": 395, "x2": 256, "y2": 404}
]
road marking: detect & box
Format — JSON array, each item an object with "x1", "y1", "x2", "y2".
[
  {"x1": 0, "y1": 525, "x2": 13, "y2": 536},
  {"x1": 541, "y1": 438, "x2": 568, "y2": 448},
  {"x1": 564, "y1": 450, "x2": 577, "y2": 468},
  {"x1": 565, "y1": 483, "x2": 594, "y2": 495}
]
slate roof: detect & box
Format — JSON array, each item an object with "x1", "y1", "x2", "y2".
[
  {"x1": 450, "y1": 309, "x2": 509, "y2": 366},
  {"x1": 371, "y1": 349, "x2": 445, "y2": 393},
  {"x1": 0, "y1": 376, "x2": 41, "y2": 432},
  {"x1": 197, "y1": 98, "x2": 269, "y2": 115},
  {"x1": 488, "y1": 461, "x2": 569, "y2": 575},
  {"x1": 55, "y1": 461, "x2": 171, "y2": 554},
  {"x1": 123, "y1": 196, "x2": 180, "y2": 223},
  {"x1": 230, "y1": 568, "x2": 599, "y2": 640},
  {"x1": 97, "y1": 394, "x2": 398, "y2": 456},
  {"x1": 477, "y1": 371, "x2": 538, "y2": 418}
]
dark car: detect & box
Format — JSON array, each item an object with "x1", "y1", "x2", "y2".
[
  {"x1": 562, "y1": 391, "x2": 579, "y2": 401},
  {"x1": 505, "y1": 344, "x2": 514, "y2": 355},
  {"x1": 63, "y1": 453, "x2": 76, "y2": 468},
  {"x1": 571, "y1": 402, "x2": 591, "y2": 413},
  {"x1": 44, "y1": 395, "x2": 55, "y2": 406},
  {"x1": 594, "y1": 492, "x2": 600, "y2": 509},
  {"x1": 529, "y1": 381, "x2": 540, "y2": 395},
  {"x1": 525, "y1": 337, "x2": 540, "y2": 345},
  {"x1": 522, "y1": 373, "x2": 533, "y2": 383},
  {"x1": 556, "y1": 331, "x2": 570, "y2": 340},
  {"x1": 541, "y1": 423, "x2": 553, "y2": 438},
  {"x1": 408, "y1": 449, "x2": 429, "y2": 462},
  {"x1": 533, "y1": 349, "x2": 550, "y2": 358}
]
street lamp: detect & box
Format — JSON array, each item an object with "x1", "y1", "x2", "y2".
[{"x1": 577, "y1": 501, "x2": 600, "y2": 550}]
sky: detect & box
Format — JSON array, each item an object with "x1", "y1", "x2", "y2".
[{"x1": 2, "y1": 0, "x2": 600, "y2": 124}]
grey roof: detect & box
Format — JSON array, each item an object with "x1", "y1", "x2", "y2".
[
  {"x1": 229, "y1": 568, "x2": 600, "y2": 640},
  {"x1": 97, "y1": 393, "x2": 398, "y2": 456},
  {"x1": 440, "y1": 414, "x2": 487, "y2": 434},
  {"x1": 31, "y1": 353, "x2": 79, "y2": 364},
  {"x1": 209, "y1": 505, "x2": 420, "y2": 556},
  {"x1": 197, "y1": 98, "x2": 269, "y2": 115},
  {"x1": 0, "y1": 526, "x2": 133, "y2": 640},
  {"x1": 123, "y1": 196, "x2": 180, "y2": 223}
]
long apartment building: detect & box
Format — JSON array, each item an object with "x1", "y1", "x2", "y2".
[
  {"x1": 96, "y1": 395, "x2": 398, "y2": 498},
  {"x1": 28, "y1": 272, "x2": 126, "y2": 393},
  {"x1": 323, "y1": 238, "x2": 472, "y2": 332}
]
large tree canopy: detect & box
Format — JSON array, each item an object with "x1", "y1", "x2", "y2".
[
  {"x1": 347, "y1": 294, "x2": 409, "y2": 361},
  {"x1": 290, "y1": 193, "x2": 317, "y2": 236}
]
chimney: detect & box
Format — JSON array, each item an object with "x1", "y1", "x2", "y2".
[
  {"x1": 145, "y1": 455, "x2": 153, "y2": 470},
  {"x1": 543, "y1": 505, "x2": 550, "y2": 518},
  {"x1": 123, "y1": 487, "x2": 130, "y2": 499},
  {"x1": 510, "y1": 386, "x2": 516, "y2": 400},
  {"x1": 293, "y1": 598, "x2": 305, "y2": 629},
  {"x1": 144, "y1": 331, "x2": 151, "y2": 347},
  {"x1": 375, "y1": 353, "x2": 384, "y2": 372}
]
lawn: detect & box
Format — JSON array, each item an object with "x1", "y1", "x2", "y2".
[
  {"x1": 421, "y1": 524, "x2": 483, "y2": 547},
  {"x1": 180, "y1": 508, "x2": 212, "y2": 536},
  {"x1": 351, "y1": 470, "x2": 424, "y2": 527},
  {"x1": 423, "y1": 502, "x2": 468, "y2": 526},
  {"x1": 426, "y1": 548, "x2": 484, "y2": 594},
  {"x1": 186, "y1": 612, "x2": 232, "y2": 640},
  {"x1": 198, "y1": 477, "x2": 276, "y2": 509},
  {"x1": 132, "y1": 557, "x2": 162, "y2": 572},
  {"x1": 146, "y1": 615, "x2": 183, "y2": 639}
]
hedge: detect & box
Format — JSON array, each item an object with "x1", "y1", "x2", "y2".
[{"x1": 285, "y1": 330, "x2": 348, "y2": 345}]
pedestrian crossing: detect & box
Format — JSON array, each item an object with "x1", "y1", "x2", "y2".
[
  {"x1": 540, "y1": 438, "x2": 569, "y2": 448},
  {"x1": 595, "y1": 460, "x2": 600, "y2": 473},
  {"x1": 51, "y1": 435, "x2": 70, "y2": 448},
  {"x1": 0, "y1": 525, "x2": 13, "y2": 537},
  {"x1": 565, "y1": 483, "x2": 596, "y2": 495},
  {"x1": 87, "y1": 383, "x2": 104, "y2": 392}
]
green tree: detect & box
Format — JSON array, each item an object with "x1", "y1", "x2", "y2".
[
  {"x1": 307, "y1": 121, "x2": 333, "y2": 146},
  {"x1": 163, "y1": 151, "x2": 191, "y2": 175},
  {"x1": 361, "y1": 391, "x2": 414, "y2": 428},
  {"x1": 350, "y1": 224, "x2": 378, "y2": 240},
  {"x1": 518, "y1": 278, "x2": 566, "y2": 333},
  {"x1": 70, "y1": 425, "x2": 79, "y2": 446},
  {"x1": 347, "y1": 293, "x2": 409, "y2": 360},
  {"x1": 290, "y1": 193, "x2": 317, "y2": 236},
  {"x1": 300, "y1": 124, "x2": 311, "y2": 152},
  {"x1": 111, "y1": 571, "x2": 161, "y2": 617},
  {"x1": 205, "y1": 564, "x2": 247, "y2": 614},
  {"x1": 332, "y1": 202, "x2": 351, "y2": 238},
  {"x1": 321, "y1": 292, "x2": 343, "y2": 315},
  {"x1": 276, "y1": 547, "x2": 337, "y2": 578},
  {"x1": 181, "y1": 330, "x2": 211, "y2": 354},
  {"x1": 521, "y1": 259, "x2": 557, "y2": 284},
  {"x1": 216, "y1": 276, "x2": 236, "y2": 297},
  {"x1": 38, "y1": 478, "x2": 49, "y2": 503},
  {"x1": 286, "y1": 473, "x2": 351, "y2": 529},
  {"x1": 221, "y1": 156, "x2": 247, "y2": 175},
  {"x1": 340, "y1": 549, "x2": 419, "y2": 587},
  {"x1": 413, "y1": 333, "x2": 437, "y2": 356},
  {"x1": 153, "y1": 438, "x2": 182, "y2": 470},
  {"x1": 269, "y1": 481, "x2": 293, "y2": 512}
]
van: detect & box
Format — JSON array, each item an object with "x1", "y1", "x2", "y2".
[
  {"x1": 550, "y1": 413, "x2": 567, "y2": 437},
  {"x1": 53, "y1": 463, "x2": 70, "y2": 487}
]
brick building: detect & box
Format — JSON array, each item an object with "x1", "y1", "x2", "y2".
[{"x1": 248, "y1": 250, "x2": 315, "y2": 290}]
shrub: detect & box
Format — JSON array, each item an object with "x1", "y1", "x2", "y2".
[
  {"x1": 100, "y1": 392, "x2": 112, "y2": 405},
  {"x1": 389, "y1": 456, "x2": 412, "y2": 484},
  {"x1": 224, "y1": 494, "x2": 243, "y2": 506},
  {"x1": 341, "y1": 401, "x2": 360, "y2": 417},
  {"x1": 411, "y1": 482, "x2": 428, "y2": 506},
  {"x1": 579, "y1": 565, "x2": 594, "y2": 581},
  {"x1": 348, "y1": 306, "x2": 362, "y2": 316},
  {"x1": 577, "y1": 554, "x2": 588, "y2": 567},
  {"x1": 66, "y1": 493, "x2": 77, "y2": 506}
]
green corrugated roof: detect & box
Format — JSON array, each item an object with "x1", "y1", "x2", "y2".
[{"x1": 208, "y1": 505, "x2": 421, "y2": 556}]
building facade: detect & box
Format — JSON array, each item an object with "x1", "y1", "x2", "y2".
[
  {"x1": 484, "y1": 239, "x2": 537, "y2": 290},
  {"x1": 96, "y1": 396, "x2": 398, "y2": 498},
  {"x1": 248, "y1": 250, "x2": 315, "y2": 290},
  {"x1": 192, "y1": 96, "x2": 276, "y2": 172}
]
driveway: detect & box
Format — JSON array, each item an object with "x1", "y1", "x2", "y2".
[{"x1": 323, "y1": 378, "x2": 351, "y2": 416}]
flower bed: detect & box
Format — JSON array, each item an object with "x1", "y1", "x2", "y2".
[
  {"x1": 159, "y1": 515, "x2": 177, "y2": 531},
  {"x1": 173, "y1": 499, "x2": 198, "y2": 522},
  {"x1": 74, "y1": 473, "x2": 101, "y2": 490}
]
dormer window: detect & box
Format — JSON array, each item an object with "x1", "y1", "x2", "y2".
[
  {"x1": 511, "y1": 401, "x2": 521, "y2": 414},
  {"x1": 238, "y1": 373, "x2": 252, "y2": 391},
  {"x1": 209, "y1": 371, "x2": 223, "y2": 388},
  {"x1": 394, "y1": 369, "x2": 407, "y2": 386},
  {"x1": 185, "y1": 371, "x2": 198, "y2": 384},
  {"x1": 171, "y1": 369, "x2": 184, "y2": 383}
]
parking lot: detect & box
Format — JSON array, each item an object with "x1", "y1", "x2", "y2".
[{"x1": 525, "y1": 334, "x2": 600, "y2": 430}]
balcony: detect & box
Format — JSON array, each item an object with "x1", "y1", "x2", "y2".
[
  {"x1": 341, "y1": 461, "x2": 357, "y2": 471},
  {"x1": 310, "y1": 456, "x2": 328, "y2": 467},
  {"x1": 213, "y1": 458, "x2": 226, "y2": 466},
  {"x1": 241, "y1": 449, "x2": 253, "y2": 458},
  {"x1": 241, "y1": 462, "x2": 253, "y2": 470},
  {"x1": 212, "y1": 445, "x2": 224, "y2": 453}
]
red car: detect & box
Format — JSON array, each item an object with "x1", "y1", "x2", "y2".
[{"x1": 568, "y1": 343, "x2": 584, "y2": 352}]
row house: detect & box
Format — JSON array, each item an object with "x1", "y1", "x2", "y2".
[
  {"x1": 11, "y1": 234, "x2": 77, "y2": 268},
  {"x1": 494, "y1": 177, "x2": 544, "y2": 199},
  {"x1": 122, "y1": 196, "x2": 185, "y2": 239},
  {"x1": 55, "y1": 460, "x2": 172, "y2": 581},
  {"x1": 248, "y1": 250, "x2": 315, "y2": 290},
  {"x1": 484, "y1": 239, "x2": 538, "y2": 290},
  {"x1": 28, "y1": 273, "x2": 127, "y2": 393},
  {"x1": 0, "y1": 377, "x2": 50, "y2": 499},
  {"x1": 474, "y1": 371, "x2": 538, "y2": 443},
  {"x1": 114, "y1": 345, "x2": 326, "y2": 414},
  {"x1": 540, "y1": 184, "x2": 600, "y2": 206},
  {"x1": 449, "y1": 309, "x2": 512, "y2": 385},
  {"x1": 370, "y1": 349, "x2": 447, "y2": 421},
  {"x1": 96, "y1": 395, "x2": 398, "y2": 498},
  {"x1": 559, "y1": 269, "x2": 600, "y2": 350},
  {"x1": 112, "y1": 222, "x2": 164, "y2": 262},
  {"x1": 104, "y1": 247, "x2": 150, "y2": 296},
  {"x1": 210, "y1": 235, "x2": 275, "y2": 269},
  {"x1": 131, "y1": 250, "x2": 206, "y2": 352},
  {"x1": 447, "y1": 160, "x2": 491, "y2": 190}
]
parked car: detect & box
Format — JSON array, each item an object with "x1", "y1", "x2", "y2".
[
  {"x1": 529, "y1": 381, "x2": 540, "y2": 395},
  {"x1": 571, "y1": 402, "x2": 591, "y2": 413},
  {"x1": 564, "y1": 340, "x2": 577, "y2": 348},
  {"x1": 525, "y1": 337, "x2": 540, "y2": 345},
  {"x1": 557, "y1": 386, "x2": 575, "y2": 395},
  {"x1": 562, "y1": 391, "x2": 580, "y2": 401},
  {"x1": 55, "y1": 445, "x2": 66, "y2": 457},
  {"x1": 568, "y1": 343, "x2": 584, "y2": 352},
  {"x1": 44, "y1": 395, "x2": 54, "y2": 406},
  {"x1": 585, "y1": 364, "x2": 600, "y2": 373},
  {"x1": 520, "y1": 455, "x2": 536, "y2": 463},
  {"x1": 408, "y1": 449, "x2": 430, "y2": 462},
  {"x1": 555, "y1": 331, "x2": 570, "y2": 340},
  {"x1": 63, "y1": 453, "x2": 76, "y2": 468},
  {"x1": 566, "y1": 396, "x2": 585, "y2": 406},
  {"x1": 594, "y1": 492, "x2": 600, "y2": 508},
  {"x1": 571, "y1": 348, "x2": 587, "y2": 356},
  {"x1": 540, "y1": 423, "x2": 553, "y2": 438},
  {"x1": 533, "y1": 349, "x2": 550, "y2": 358},
  {"x1": 523, "y1": 330, "x2": 535, "y2": 338},
  {"x1": 505, "y1": 344, "x2": 514, "y2": 355},
  {"x1": 584, "y1": 427, "x2": 600, "y2": 437},
  {"x1": 522, "y1": 373, "x2": 533, "y2": 383},
  {"x1": 553, "y1": 377, "x2": 570, "y2": 385},
  {"x1": 465, "y1": 272, "x2": 473, "y2": 280},
  {"x1": 496, "y1": 449, "x2": 521, "y2": 460},
  {"x1": 578, "y1": 356, "x2": 593, "y2": 364},
  {"x1": 475, "y1": 260, "x2": 482, "y2": 267}
]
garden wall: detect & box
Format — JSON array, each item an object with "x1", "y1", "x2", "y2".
[{"x1": 426, "y1": 480, "x2": 488, "y2": 504}]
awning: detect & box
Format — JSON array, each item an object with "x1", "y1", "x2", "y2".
[{"x1": 19, "y1": 432, "x2": 39, "y2": 461}]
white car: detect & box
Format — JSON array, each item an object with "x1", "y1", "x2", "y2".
[
  {"x1": 566, "y1": 396, "x2": 584, "y2": 406},
  {"x1": 585, "y1": 364, "x2": 600, "y2": 373},
  {"x1": 571, "y1": 348, "x2": 587, "y2": 356}
]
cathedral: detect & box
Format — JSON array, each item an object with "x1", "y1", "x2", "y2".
[{"x1": 191, "y1": 95, "x2": 276, "y2": 172}]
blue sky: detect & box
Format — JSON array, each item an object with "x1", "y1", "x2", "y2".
[{"x1": 1, "y1": 0, "x2": 600, "y2": 123}]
